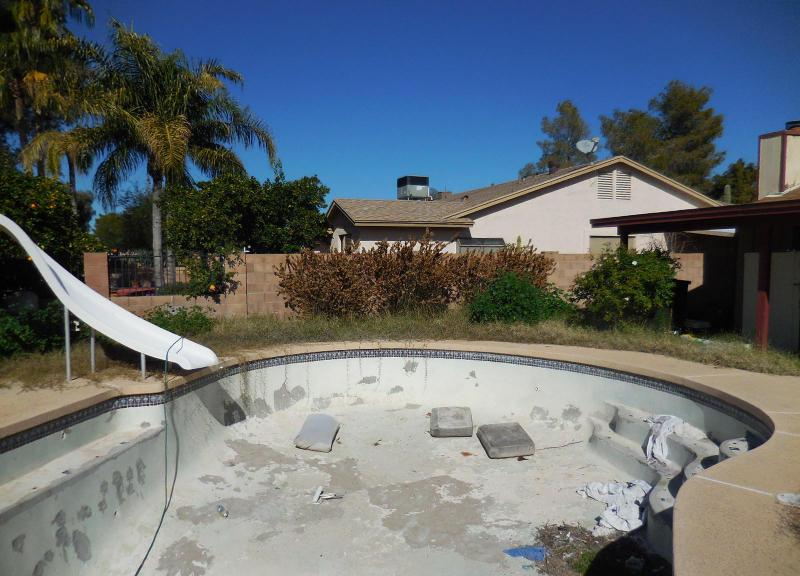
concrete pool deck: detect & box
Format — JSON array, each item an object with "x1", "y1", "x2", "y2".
[{"x1": 2, "y1": 341, "x2": 799, "y2": 575}]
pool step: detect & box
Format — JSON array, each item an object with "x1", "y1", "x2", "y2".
[
  {"x1": 589, "y1": 405, "x2": 721, "y2": 561},
  {"x1": 607, "y1": 403, "x2": 720, "y2": 480},
  {"x1": 0, "y1": 425, "x2": 164, "y2": 519}
]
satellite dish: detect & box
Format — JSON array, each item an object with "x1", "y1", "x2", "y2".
[{"x1": 576, "y1": 137, "x2": 600, "y2": 154}]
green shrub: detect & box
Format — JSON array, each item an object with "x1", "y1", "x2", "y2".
[
  {"x1": 571, "y1": 246, "x2": 679, "y2": 326},
  {"x1": 143, "y1": 305, "x2": 215, "y2": 336},
  {"x1": 469, "y1": 272, "x2": 573, "y2": 324},
  {"x1": 0, "y1": 301, "x2": 65, "y2": 356}
]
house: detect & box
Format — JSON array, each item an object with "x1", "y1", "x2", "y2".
[
  {"x1": 326, "y1": 156, "x2": 719, "y2": 254},
  {"x1": 593, "y1": 122, "x2": 800, "y2": 351}
]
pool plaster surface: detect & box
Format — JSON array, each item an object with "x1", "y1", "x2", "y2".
[
  {"x1": 1, "y1": 340, "x2": 799, "y2": 576},
  {"x1": 150, "y1": 404, "x2": 617, "y2": 575}
]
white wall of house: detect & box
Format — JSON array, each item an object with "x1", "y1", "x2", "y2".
[
  {"x1": 328, "y1": 212, "x2": 464, "y2": 252},
  {"x1": 355, "y1": 227, "x2": 462, "y2": 252},
  {"x1": 464, "y1": 170, "x2": 711, "y2": 253}
]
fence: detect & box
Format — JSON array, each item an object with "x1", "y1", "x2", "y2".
[
  {"x1": 84, "y1": 251, "x2": 711, "y2": 320},
  {"x1": 107, "y1": 252, "x2": 189, "y2": 296}
]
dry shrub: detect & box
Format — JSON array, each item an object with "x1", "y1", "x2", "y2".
[{"x1": 275, "y1": 235, "x2": 554, "y2": 317}]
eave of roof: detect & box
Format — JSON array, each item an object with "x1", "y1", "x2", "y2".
[
  {"x1": 352, "y1": 220, "x2": 473, "y2": 228},
  {"x1": 591, "y1": 198, "x2": 800, "y2": 234},
  {"x1": 326, "y1": 200, "x2": 473, "y2": 227},
  {"x1": 444, "y1": 156, "x2": 719, "y2": 219}
]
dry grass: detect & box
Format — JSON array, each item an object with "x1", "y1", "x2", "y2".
[
  {"x1": 0, "y1": 340, "x2": 139, "y2": 388},
  {"x1": 199, "y1": 309, "x2": 800, "y2": 376},
  {"x1": 2, "y1": 308, "x2": 799, "y2": 387}
]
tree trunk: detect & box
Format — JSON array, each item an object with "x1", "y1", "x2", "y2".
[
  {"x1": 151, "y1": 172, "x2": 164, "y2": 289},
  {"x1": 66, "y1": 154, "x2": 78, "y2": 215},
  {"x1": 67, "y1": 154, "x2": 77, "y2": 195},
  {"x1": 10, "y1": 78, "x2": 28, "y2": 152}
]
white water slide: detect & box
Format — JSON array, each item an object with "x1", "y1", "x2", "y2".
[{"x1": 0, "y1": 214, "x2": 219, "y2": 372}]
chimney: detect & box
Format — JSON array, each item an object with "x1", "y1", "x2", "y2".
[{"x1": 757, "y1": 121, "x2": 800, "y2": 199}]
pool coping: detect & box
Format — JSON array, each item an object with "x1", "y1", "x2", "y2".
[{"x1": 2, "y1": 340, "x2": 799, "y2": 575}]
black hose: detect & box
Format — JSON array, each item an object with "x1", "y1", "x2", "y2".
[{"x1": 133, "y1": 337, "x2": 184, "y2": 576}]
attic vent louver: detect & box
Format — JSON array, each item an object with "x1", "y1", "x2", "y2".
[
  {"x1": 615, "y1": 170, "x2": 631, "y2": 200},
  {"x1": 597, "y1": 171, "x2": 613, "y2": 199},
  {"x1": 597, "y1": 169, "x2": 631, "y2": 200}
]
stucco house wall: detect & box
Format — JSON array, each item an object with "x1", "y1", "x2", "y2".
[
  {"x1": 328, "y1": 211, "x2": 464, "y2": 252},
  {"x1": 463, "y1": 171, "x2": 712, "y2": 252}
]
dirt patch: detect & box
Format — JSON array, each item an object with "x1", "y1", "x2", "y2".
[{"x1": 530, "y1": 523, "x2": 671, "y2": 576}]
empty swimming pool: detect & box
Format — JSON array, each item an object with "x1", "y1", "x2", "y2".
[{"x1": 0, "y1": 349, "x2": 768, "y2": 575}]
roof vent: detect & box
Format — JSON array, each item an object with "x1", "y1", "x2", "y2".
[{"x1": 397, "y1": 176, "x2": 430, "y2": 200}]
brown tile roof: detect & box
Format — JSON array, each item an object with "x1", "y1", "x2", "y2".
[
  {"x1": 331, "y1": 198, "x2": 473, "y2": 226},
  {"x1": 329, "y1": 157, "x2": 718, "y2": 226},
  {"x1": 448, "y1": 165, "x2": 586, "y2": 211}
]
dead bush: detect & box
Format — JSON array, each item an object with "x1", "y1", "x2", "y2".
[{"x1": 275, "y1": 235, "x2": 554, "y2": 317}]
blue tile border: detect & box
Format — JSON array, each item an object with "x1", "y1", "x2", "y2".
[{"x1": 0, "y1": 349, "x2": 772, "y2": 453}]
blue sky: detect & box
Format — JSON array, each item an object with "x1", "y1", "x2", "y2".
[{"x1": 78, "y1": 0, "x2": 799, "y2": 211}]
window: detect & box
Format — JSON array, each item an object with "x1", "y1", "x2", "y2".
[
  {"x1": 597, "y1": 169, "x2": 632, "y2": 200},
  {"x1": 457, "y1": 237, "x2": 506, "y2": 254},
  {"x1": 589, "y1": 236, "x2": 621, "y2": 255}
]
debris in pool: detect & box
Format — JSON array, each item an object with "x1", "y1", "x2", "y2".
[
  {"x1": 577, "y1": 480, "x2": 652, "y2": 535},
  {"x1": 216, "y1": 504, "x2": 229, "y2": 518},
  {"x1": 644, "y1": 415, "x2": 681, "y2": 464},
  {"x1": 460, "y1": 451, "x2": 475, "y2": 457},
  {"x1": 430, "y1": 407, "x2": 474, "y2": 437},
  {"x1": 295, "y1": 414, "x2": 340, "y2": 453},
  {"x1": 476, "y1": 422, "x2": 536, "y2": 459},
  {"x1": 503, "y1": 545, "x2": 547, "y2": 562},
  {"x1": 312, "y1": 486, "x2": 343, "y2": 504},
  {"x1": 373, "y1": 439, "x2": 382, "y2": 446}
]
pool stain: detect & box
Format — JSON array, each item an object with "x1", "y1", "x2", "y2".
[
  {"x1": 357, "y1": 375, "x2": 378, "y2": 385},
  {"x1": 72, "y1": 529, "x2": 91, "y2": 561},
  {"x1": 274, "y1": 384, "x2": 306, "y2": 410},
  {"x1": 388, "y1": 385, "x2": 404, "y2": 395},
  {"x1": 403, "y1": 361, "x2": 419, "y2": 374},
  {"x1": 11, "y1": 533, "x2": 24, "y2": 553},
  {"x1": 224, "y1": 438, "x2": 294, "y2": 471},
  {"x1": 157, "y1": 537, "x2": 213, "y2": 576},
  {"x1": 367, "y1": 475, "x2": 504, "y2": 562}
]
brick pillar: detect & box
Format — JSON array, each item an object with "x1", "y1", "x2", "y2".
[{"x1": 83, "y1": 253, "x2": 110, "y2": 297}]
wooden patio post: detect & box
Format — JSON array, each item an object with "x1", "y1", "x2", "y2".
[{"x1": 755, "y1": 224, "x2": 772, "y2": 349}]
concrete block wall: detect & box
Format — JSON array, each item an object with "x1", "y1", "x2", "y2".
[
  {"x1": 546, "y1": 252, "x2": 706, "y2": 293},
  {"x1": 85, "y1": 251, "x2": 708, "y2": 318},
  {"x1": 83, "y1": 253, "x2": 110, "y2": 297},
  {"x1": 84, "y1": 253, "x2": 290, "y2": 318}
]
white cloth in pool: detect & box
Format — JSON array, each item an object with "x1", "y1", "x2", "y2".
[
  {"x1": 577, "y1": 480, "x2": 652, "y2": 536},
  {"x1": 295, "y1": 414, "x2": 340, "y2": 453},
  {"x1": 645, "y1": 415, "x2": 682, "y2": 464}
]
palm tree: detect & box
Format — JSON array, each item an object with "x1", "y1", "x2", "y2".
[
  {"x1": 19, "y1": 39, "x2": 105, "y2": 196},
  {"x1": 89, "y1": 22, "x2": 278, "y2": 287},
  {"x1": 0, "y1": 0, "x2": 94, "y2": 156}
]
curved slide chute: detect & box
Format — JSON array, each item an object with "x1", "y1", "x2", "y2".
[{"x1": 1, "y1": 214, "x2": 219, "y2": 370}]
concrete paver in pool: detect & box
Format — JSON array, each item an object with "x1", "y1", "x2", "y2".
[
  {"x1": 477, "y1": 422, "x2": 536, "y2": 459},
  {"x1": 430, "y1": 406, "x2": 474, "y2": 437}
]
